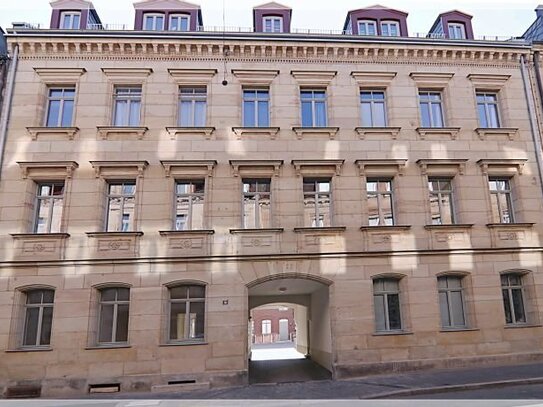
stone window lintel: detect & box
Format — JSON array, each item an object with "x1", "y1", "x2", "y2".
[
  {"x1": 90, "y1": 160, "x2": 149, "y2": 179},
  {"x1": 101, "y1": 68, "x2": 153, "y2": 81},
  {"x1": 229, "y1": 160, "x2": 283, "y2": 177},
  {"x1": 476, "y1": 159, "x2": 527, "y2": 175},
  {"x1": 351, "y1": 71, "x2": 397, "y2": 87},
  {"x1": 34, "y1": 67, "x2": 86, "y2": 82},
  {"x1": 467, "y1": 73, "x2": 511, "y2": 88},
  {"x1": 355, "y1": 159, "x2": 407, "y2": 177},
  {"x1": 291, "y1": 159, "x2": 344, "y2": 177},
  {"x1": 231, "y1": 69, "x2": 279, "y2": 85},
  {"x1": 17, "y1": 161, "x2": 79, "y2": 179},
  {"x1": 160, "y1": 160, "x2": 217, "y2": 178},
  {"x1": 159, "y1": 230, "x2": 215, "y2": 236},
  {"x1": 416, "y1": 159, "x2": 468, "y2": 176},
  {"x1": 410, "y1": 72, "x2": 455, "y2": 87},
  {"x1": 168, "y1": 69, "x2": 217, "y2": 84},
  {"x1": 290, "y1": 70, "x2": 337, "y2": 86}
]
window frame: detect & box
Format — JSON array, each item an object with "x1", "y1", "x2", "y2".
[
  {"x1": 262, "y1": 16, "x2": 283, "y2": 33},
  {"x1": 380, "y1": 20, "x2": 400, "y2": 37},
  {"x1": 97, "y1": 287, "x2": 130, "y2": 345},
  {"x1": 143, "y1": 13, "x2": 165, "y2": 31},
  {"x1": 167, "y1": 284, "x2": 206, "y2": 344},
  {"x1": 178, "y1": 86, "x2": 207, "y2": 127},
  {"x1": 44, "y1": 86, "x2": 76, "y2": 127},
  {"x1": 372, "y1": 278, "x2": 403, "y2": 332},
  {"x1": 262, "y1": 319, "x2": 272, "y2": 335},
  {"x1": 60, "y1": 11, "x2": 81, "y2": 29},
  {"x1": 174, "y1": 179, "x2": 206, "y2": 231},
  {"x1": 169, "y1": 13, "x2": 190, "y2": 31},
  {"x1": 21, "y1": 289, "x2": 55, "y2": 348},
  {"x1": 33, "y1": 181, "x2": 65, "y2": 234},
  {"x1": 242, "y1": 88, "x2": 270, "y2": 127},
  {"x1": 419, "y1": 91, "x2": 445, "y2": 128},
  {"x1": 242, "y1": 178, "x2": 272, "y2": 229},
  {"x1": 300, "y1": 89, "x2": 328, "y2": 127},
  {"x1": 438, "y1": 275, "x2": 467, "y2": 329},
  {"x1": 112, "y1": 86, "x2": 142, "y2": 127},
  {"x1": 501, "y1": 273, "x2": 527, "y2": 325},
  {"x1": 358, "y1": 19, "x2": 377, "y2": 36},
  {"x1": 448, "y1": 22, "x2": 466, "y2": 39},
  {"x1": 476, "y1": 92, "x2": 501, "y2": 128},
  {"x1": 105, "y1": 181, "x2": 137, "y2": 232},
  {"x1": 366, "y1": 178, "x2": 395, "y2": 226},
  {"x1": 360, "y1": 90, "x2": 387, "y2": 127},
  {"x1": 488, "y1": 177, "x2": 514, "y2": 224},
  {"x1": 428, "y1": 177, "x2": 456, "y2": 225},
  {"x1": 302, "y1": 178, "x2": 332, "y2": 227}
]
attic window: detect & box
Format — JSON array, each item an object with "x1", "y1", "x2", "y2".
[
  {"x1": 144, "y1": 13, "x2": 165, "y2": 31},
  {"x1": 448, "y1": 23, "x2": 466, "y2": 39},
  {"x1": 381, "y1": 20, "x2": 399, "y2": 36},
  {"x1": 358, "y1": 20, "x2": 377, "y2": 36},
  {"x1": 263, "y1": 16, "x2": 283, "y2": 33},
  {"x1": 60, "y1": 11, "x2": 81, "y2": 29},
  {"x1": 170, "y1": 14, "x2": 190, "y2": 31}
]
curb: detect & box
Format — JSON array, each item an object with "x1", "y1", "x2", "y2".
[{"x1": 363, "y1": 376, "x2": 543, "y2": 399}]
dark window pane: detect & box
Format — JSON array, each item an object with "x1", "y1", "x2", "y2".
[
  {"x1": 40, "y1": 306, "x2": 53, "y2": 345},
  {"x1": 301, "y1": 101, "x2": 312, "y2": 126},
  {"x1": 116, "y1": 304, "x2": 129, "y2": 342},
  {"x1": 439, "y1": 291, "x2": 450, "y2": 327},
  {"x1": 116, "y1": 288, "x2": 130, "y2": 301},
  {"x1": 99, "y1": 304, "x2": 114, "y2": 342},
  {"x1": 23, "y1": 307, "x2": 39, "y2": 346},
  {"x1": 512, "y1": 288, "x2": 526, "y2": 323},
  {"x1": 189, "y1": 285, "x2": 205, "y2": 299},
  {"x1": 170, "y1": 301, "x2": 186, "y2": 340},
  {"x1": 387, "y1": 293, "x2": 402, "y2": 330},
  {"x1": 502, "y1": 289, "x2": 512, "y2": 324},
  {"x1": 451, "y1": 291, "x2": 466, "y2": 326},
  {"x1": 170, "y1": 286, "x2": 188, "y2": 300},
  {"x1": 100, "y1": 288, "x2": 117, "y2": 302},
  {"x1": 189, "y1": 301, "x2": 205, "y2": 339},
  {"x1": 373, "y1": 294, "x2": 386, "y2": 331},
  {"x1": 42, "y1": 290, "x2": 55, "y2": 304},
  {"x1": 26, "y1": 291, "x2": 43, "y2": 304}
]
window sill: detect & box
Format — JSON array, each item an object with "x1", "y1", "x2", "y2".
[
  {"x1": 504, "y1": 324, "x2": 542, "y2": 329},
  {"x1": 416, "y1": 127, "x2": 461, "y2": 140},
  {"x1": 159, "y1": 230, "x2": 215, "y2": 236},
  {"x1": 372, "y1": 331, "x2": 413, "y2": 336},
  {"x1": 86, "y1": 231, "x2": 144, "y2": 237},
  {"x1": 5, "y1": 347, "x2": 53, "y2": 353},
  {"x1": 424, "y1": 224, "x2": 474, "y2": 230},
  {"x1": 475, "y1": 127, "x2": 518, "y2": 140},
  {"x1": 486, "y1": 223, "x2": 534, "y2": 228},
  {"x1": 360, "y1": 225, "x2": 411, "y2": 231},
  {"x1": 355, "y1": 126, "x2": 401, "y2": 140},
  {"x1": 160, "y1": 341, "x2": 208, "y2": 347},
  {"x1": 292, "y1": 126, "x2": 340, "y2": 140},
  {"x1": 166, "y1": 126, "x2": 215, "y2": 140},
  {"x1": 96, "y1": 126, "x2": 148, "y2": 140},
  {"x1": 439, "y1": 327, "x2": 480, "y2": 333},
  {"x1": 10, "y1": 233, "x2": 70, "y2": 239},
  {"x1": 85, "y1": 345, "x2": 132, "y2": 350},
  {"x1": 294, "y1": 226, "x2": 346, "y2": 233},
  {"x1": 232, "y1": 127, "x2": 280, "y2": 140},
  {"x1": 26, "y1": 126, "x2": 79, "y2": 140},
  {"x1": 230, "y1": 228, "x2": 283, "y2": 234}
]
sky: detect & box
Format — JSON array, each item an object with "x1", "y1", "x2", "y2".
[{"x1": 0, "y1": 0, "x2": 540, "y2": 38}]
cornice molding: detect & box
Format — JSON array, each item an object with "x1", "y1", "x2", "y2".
[
  {"x1": 351, "y1": 71, "x2": 397, "y2": 87},
  {"x1": 101, "y1": 67, "x2": 153, "y2": 80},
  {"x1": 354, "y1": 159, "x2": 407, "y2": 176},
  {"x1": 468, "y1": 73, "x2": 511, "y2": 88},
  {"x1": 90, "y1": 160, "x2": 149, "y2": 178},
  {"x1": 168, "y1": 68, "x2": 217, "y2": 84},
  {"x1": 17, "y1": 161, "x2": 79, "y2": 179},
  {"x1": 231, "y1": 69, "x2": 279, "y2": 85},
  {"x1": 290, "y1": 70, "x2": 337, "y2": 86},
  {"x1": 476, "y1": 159, "x2": 527, "y2": 175},
  {"x1": 160, "y1": 160, "x2": 217, "y2": 178},
  {"x1": 416, "y1": 159, "x2": 468, "y2": 176},
  {"x1": 33, "y1": 67, "x2": 86, "y2": 82},
  {"x1": 410, "y1": 72, "x2": 455, "y2": 87},
  {"x1": 291, "y1": 159, "x2": 344, "y2": 177},
  {"x1": 229, "y1": 160, "x2": 283, "y2": 177}
]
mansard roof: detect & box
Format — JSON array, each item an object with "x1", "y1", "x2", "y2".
[
  {"x1": 133, "y1": 0, "x2": 201, "y2": 10},
  {"x1": 50, "y1": 0, "x2": 96, "y2": 9},
  {"x1": 253, "y1": 2, "x2": 291, "y2": 10}
]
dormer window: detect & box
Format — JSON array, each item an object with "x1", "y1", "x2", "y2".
[
  {"x1": 263, "y1": 16, "x2": 283, "y2": 33},
  {"x1": 448, "y1": 22, "x2": 466, "y2": 39},
  {"x1": 169, "y1": 14, "x2": 190, "y2": 31},
  {"x1": 60, "y1": 11, "x2": 81, "y2": 29},
  {"x1": 144, "y1": 13, "x2": 165, "y2": 31},
  {"x1": 358, "y1": 20, "x2": 377, "y2": 36},
  {"x1": 381, "y1": 20, "x2": 400, "y2": 36}
]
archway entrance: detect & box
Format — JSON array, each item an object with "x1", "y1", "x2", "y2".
[{"x1": 247, "y1": 275, "x2": 333, "y2": 384}]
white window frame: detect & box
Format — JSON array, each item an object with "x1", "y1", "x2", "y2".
[
  {"x1": 380, "y1": 20, "x2": 400, "y2": 36},
  {"x1": 45, "y1": 87, "x2": 75, "y2": 127},
  {"x1": 169, "y1": 13, "x2": 190, "y2": 31},
  {"x1": 373, "y1": 278, "x2": 402, "y2": 332},
  {"x1": 367, "y1": 178, "x2": 395, "y2": 226},
  {"x1": 300, "y1": 89, "x2": 328, "y2": 127},
  {"x1": 428, "y1": 177, "x2": 456, "y2": 225},
  {"x1": 174, "y1": 180, "x2": 205, "y2": 231},
  {"x1": 360, "y1": 90, "x2": 387, "y2": 127},
  {"x1": 358, "y1": 19, "x2": 377, "y2": 36},
  {"x1": 60, "y1": 11, "x2": 81, "y2": 29},
  {"x1": 488, "y1": 178, "x2": 514, "y2": 224},
  {"x1": 419, "y1": 91, "x2": 445, "y2": 128},
  {"x1": 476, "y1": 92, "x2": 501, "y2": 128},
  {"x1": 242, "y1": 178, "x2": 272, "y2": 229},
  {"x1": 167, "y1": 284, "x2": 206, "y2": 343},
  {"x1": 262, "y1": 319, "x2": 272, "y2": 335},
  {"x1": 97, "y1": 287, "x2": 130, "y2": 345},
  {"x1": 143, "y1": 13, "x2": 165, "y2": 31},
  {"x1": 33, "y1": 182, "x2": 65, "y2": 234},
  {"x1": 112, "y1": 86, "x2": 142, "y2": 126},
  {"x1": 263, "y1": 16, "x2": 283, "y2": 33},
  {"x1": 242, "y1": 89, "x2": 270, "y2": 127},
  {"x1": 438, "y1": 276, "x2": 467, "y2": 329},
  {"x1": 448, "y1": 23, "x2": 466, "y2": 39},
  {"x1": 105, "y1": 181, "x2": 136, "y2": 232},
  {"x1": 178, "y1": 86, "x2": 207, "y2": 127}
]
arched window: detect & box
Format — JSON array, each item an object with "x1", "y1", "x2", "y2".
[
  {"x1": 22, "y1": 289, "x2": 55, "y2": 347},
  {"x1": 373, "y1": 278, "x2": 402, "y2": 331},
  {"x1": 98, "y1": 287, "x2": 130, "y2": 344},
  {"x1": 168, "y1": 284, "x2": 206, "y2": 342}
]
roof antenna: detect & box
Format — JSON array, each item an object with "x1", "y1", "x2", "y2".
[{"x1": 221, "y1": 0, "x2": 229, "y2": 86}]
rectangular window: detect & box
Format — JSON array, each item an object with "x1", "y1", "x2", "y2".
[
  {"x1": 301, "y1": 89, "x2": 327, "y2": 127},
  {"x1": 428, "y1": 178, "x2": 455, "y2": 225},
  {"x1": 419, "y1": 91, "x2": 444, "y2": 128},
  {"x1": 169, "y1": 14, "x2": 190, "y2": 31},
  {"x1": 367, "y1": 179, "x2": 394, "y2": 226},
  {"x1": 501, "y1": 274, "x2": 526, "y2": 325},
  {"x1": 373, "y1": 278, "x2": 402, "y2": 331},
  {"x1": 45, "y1": 87, "x2": 75, "y2": 127},
  {"x1": 98, "y1": 287, "x2": 130, "y2": 344},
  {"x1": 438, "y1": 276, "x2": 466, "y2": 329},
  {"x1": 169, "y1": 285, "x2": 205, "y2": 342},
  {"x1": 34, "y1": 182, "x2": 64, "y2": 233},
  {"x1": 489, "y1": 178, "x2": 514, "y2": 223},
  {"x1": 144, "y1": 13, "x2": 164, "y2": 30},
  {"x1": 175, "y1": 180, "x2": 205, "y2": 230},
  {"x1": 358, "y1": 20, "x2": 377, "y2": 35},
  {"x1": 263, "y1": 16, "x2": 283, "y2": 33},
  {"x1": 262, "y1": 319, "x2": 272, "y2": 335},
  {"x1": 106, "y1": 182, "x2": 136, "y2": 232},
  {"x1": 448, "y1": 23, "x2": 466, "y2": 39},
  {"x1": 360, "y1": 90, "x2": 386, "y2": 127},
  {"x1": 477, "y1": 92, "x2": 500, "y2": 128},
  {"x1": 381, "y1": 21, "x2": 399, "y2": 36},
  {"x1": 303, "y1": 179, "x2": 331, "y2": 227},
  {"x1": 243, "y1": 89, "x2": 270, "y2": 127},
  {"x1": 243, "y1": 179, "x2": 271, "y2": 229},
  {"x1": 22, "y1": 289, "x2": 54, "y2": 347},
  {"x1": 113, "y1": 86, "x2": 141, "y2": 126},
  {"x1": 60, "y1": 12, "x2": 81, "y2": 29},
  {"x1": 178, "y1": 87, "x2": 206, "y2": 127}
]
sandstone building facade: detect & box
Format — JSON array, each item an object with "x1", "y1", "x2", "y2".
[{"x1": 2, "y1": 0, "x2": 543, "y2": 398}]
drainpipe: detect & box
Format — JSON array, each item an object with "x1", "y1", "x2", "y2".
[
  {"x1": 0, "y1": 43, "x2": 18, "y2": 181},
  {"x1": 520, "y1": 53, "x2": 543, "y2": 200}
]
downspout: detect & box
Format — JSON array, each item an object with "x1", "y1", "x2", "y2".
[
  {"x1": 520, "y1": 53, "x2": 543, "y2": 200},
  {"x1": 0, "y1": 43, "x2": 18, "y2": 181}
]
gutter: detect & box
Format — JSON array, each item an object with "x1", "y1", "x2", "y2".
[
  {"x1": 520, "y1": 53, "x2": 543, "y2": 201},
  {"x1": 0, "y1": 43, "x2": 18, "y2": 181}
]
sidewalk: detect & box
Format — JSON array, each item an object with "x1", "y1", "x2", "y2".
[{"x1": 85, "y1": 361, "x2": 543, "y2": 399}]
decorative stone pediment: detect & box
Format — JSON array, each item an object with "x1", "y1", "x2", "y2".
[
  {"x1": 351, "y1": 71, "x2": 397, "y2": 87},
  {"x1": 17, "y1": 161, "x2": 79, "y2": 179},
  {"x1": 476, "y1": 159, "x2": 527, "y2": 175},
  {"x1": 410, "y1": 72, "x2": 454, "y2": 88},
  {"x1": 168, "y1": 69, "x2": 217, "y2": 84},
  {"x1": 355, "y1": 159, "x2": 407, "y2": 176},
  {"x1": 254, "y1": 2, "x2": 291, "y2": 9},
  {"x1": 291, "y1": 70, "x2": 337, "y2": 86},
  {"x1": 468, "y1": 73, "x2": 511, "y2": 89},
  {"x1": 134, "y1": 0, "x2": 201, "y2": 10},
  {"x1": 416, "y1": 159, "x2": 468, "y2": 176},
  {"x1": 90, "y1": 160, "x2": 149, "y2": 178},
  {"x1": 229, "y1": 160, "x2": 283, "y2": 177},
  {"x1": 33, "y1": 67, "x2": 86, "y2": 83},
  {"x1": 50, "y1": 0, "x2": 93, "y2": 8},
  {"x1": 231, "y1": 69, "x2": 279, "y2": 85},
  {"x1": 101, "y1": 68, "x2": 153, "y2": 81},
  {"x1": 160, "y1": 160, "x2": 216, "y2": 178},
  {"x1": 291, "y1": 159, "x2": 344, "y2": 177}
]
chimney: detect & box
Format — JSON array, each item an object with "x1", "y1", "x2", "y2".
[{"x1": 536, "y1": 5, "x2": 543, "y2": 18}]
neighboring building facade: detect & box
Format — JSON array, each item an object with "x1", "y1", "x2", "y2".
[
  {"x1": 251, "y1": 307, "x2": 295, "y2": 344},
  {"x1": 2, "y1": 0, "x2": 543, "y2": 398},
  {"x1": 0, "y1": 27, "x2": 8, "y2": 120}
]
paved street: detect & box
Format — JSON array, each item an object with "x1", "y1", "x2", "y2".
[{"x1": 401, "y1": 383, "x2": 543, "y2": 399}]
